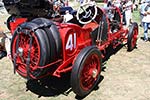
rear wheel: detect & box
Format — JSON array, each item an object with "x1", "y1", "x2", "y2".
[
  {"x1": 71, "y1": 46, "x2": 102, "y2": 97},
  {"x1": 11, "y1": 22, "x2": 51, "y2": 79},
  {"x1": 127, "y1": 22, "x2": 138, "y2": 51}
]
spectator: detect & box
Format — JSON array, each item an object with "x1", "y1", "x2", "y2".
[
  {"x1": 133, "y1": 0, "x2": 138, "y2": 10},
  {"x1": 123, "y1": 0, "x2": 133, "y2": 27},
  {"x1": 142, "y1": 0, "x2": 150, "y2": 41},
  {"x1": 119, "y1": 0, "x2": 126, "y2": 25},
  {"x1": 139, "y1": 0, "x2": 146, "y2": 27}
]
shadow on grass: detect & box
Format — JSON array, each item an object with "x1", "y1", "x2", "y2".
[
  {"x1": 26, "y1": 44, "x2": 125, "y2": 99},
  {"x1": 102, "y1": 44, "x2": 125, "y2": 62},
  {"x1": 101, "y1": 43, "x2": 135, "y2": 71},
  {"x1": 26, "y1": 73, "x2": 72, "y2": 97},
  {"x1": 26, "y1": 72, "x2": 104, "y2": 99}
]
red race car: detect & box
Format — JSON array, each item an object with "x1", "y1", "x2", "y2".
[{"x1": 3, "y1": 0, "x2": 138, "y2": 97}]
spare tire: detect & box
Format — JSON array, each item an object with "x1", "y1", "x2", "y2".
[
  {"x1": 31, "y1": 18, "x2": 62, "y2": 58},
  {"x1": 11, "y1": 22, "x2": 52, "y2": 79}
]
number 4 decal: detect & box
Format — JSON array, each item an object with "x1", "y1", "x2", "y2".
[{"x1": 66, "y1": 33, "x2": 76, "y2": 51}]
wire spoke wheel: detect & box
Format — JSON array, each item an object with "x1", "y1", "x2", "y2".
[
  {"x1": 71, "y1": 46, "x2": 102, "y2": 97},
  {"x1": 80, "y1": 54, "x2": 100, "y2": 90},
  {"x1": 11, "y1": 22, "x2": 52, "y2": 79},
  {"x1": 127, "y1": 22, "x2": 138, "y2": 51},
  {"x1": 131, "y1": 28, "x2": 138, "y2": 48},
  {"x1": 12, "y1": 30, "x2": 41, "y2": 77}
]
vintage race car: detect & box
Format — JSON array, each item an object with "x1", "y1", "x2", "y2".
[{"x1": 3, "y1": 0, "x2": 138, "y2": 97}]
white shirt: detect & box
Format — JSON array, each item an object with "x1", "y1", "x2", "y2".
[
  {"x1": 125, "y1": 0, "x2": 133, "y2": 11},
  {"x1": 140, "y1": 2, "x2": 147, "y2": 15},
  {"x1": 142, "y1": 3, "x2": 150, "y2": 22}
]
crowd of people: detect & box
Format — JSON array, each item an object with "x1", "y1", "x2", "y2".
[
  {"x1": 104, "y1": 0, "x2": 133, "y2": 27},
  {"x1": 105, "y1": 0, "x2": 150, "y2": 41}
]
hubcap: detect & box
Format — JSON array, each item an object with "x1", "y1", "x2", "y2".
[
  {"x1": 91, "y1": 69, "x2": 98, "y2": 78},
  {"x1": 18, "y1": 47, "x2": 24, "y2": 56}
]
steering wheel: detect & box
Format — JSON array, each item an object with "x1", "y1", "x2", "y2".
[{"x1": 76, "y1": 3, "x2": 98, "y2": 24}]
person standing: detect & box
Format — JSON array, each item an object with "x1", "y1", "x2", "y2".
[
  {"x1": 142, "y1": 0, "x2": 150, "y2": 41},
  {"x1": 139, "y1": 0, "x2": 146, "y2": 27},
  {"x1": 123, "y1": 0, "x2": 133, "y2": 27}
]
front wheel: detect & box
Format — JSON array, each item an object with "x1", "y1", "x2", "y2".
[
  {"x1": 71, "y1": 46, "x2": 102, "y2": 97},
  {"x1": 127, "y1": 22, "x2": 138, "y2": 51}
]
